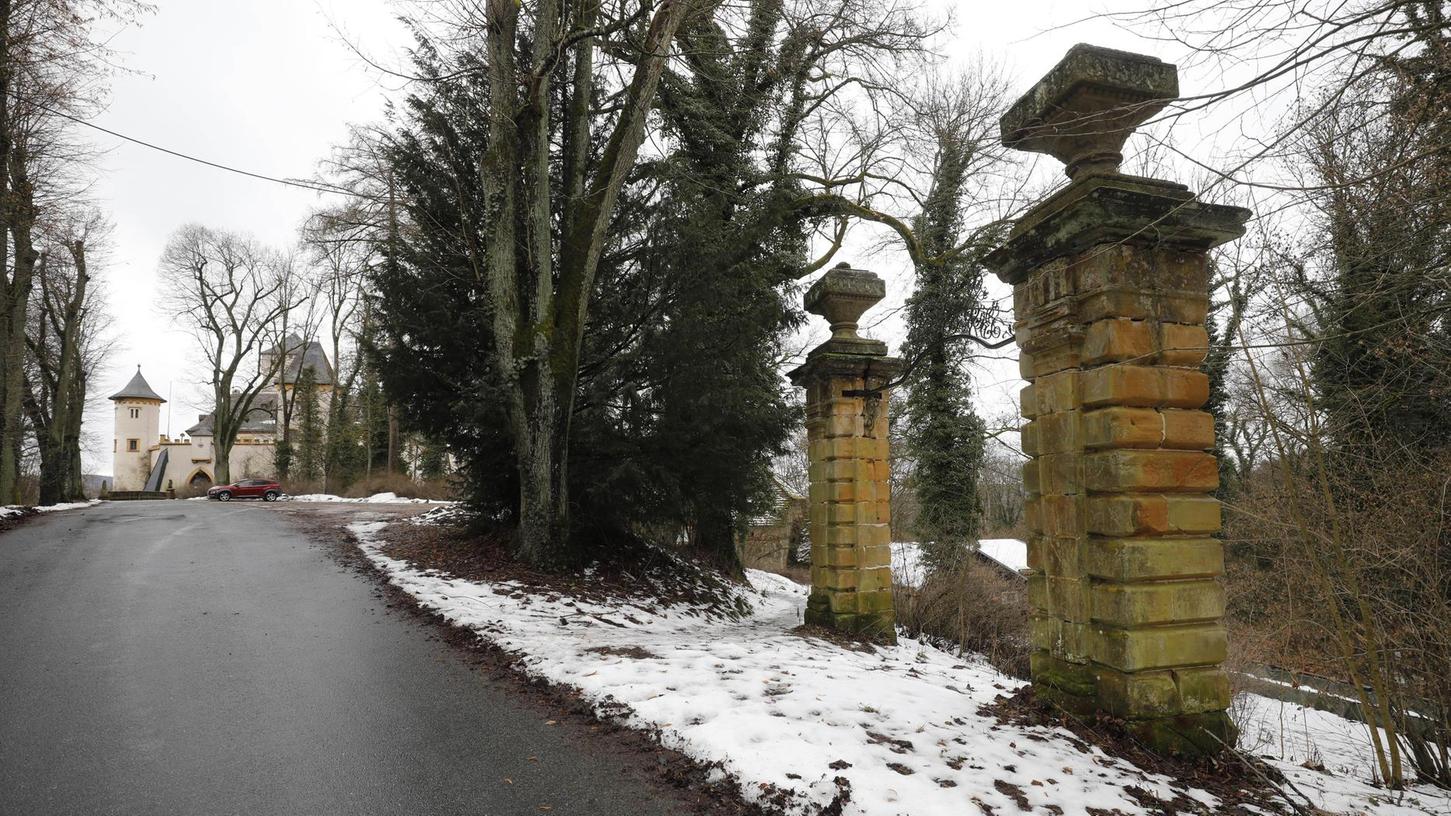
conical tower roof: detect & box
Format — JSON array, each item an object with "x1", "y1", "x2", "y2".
[{"x1": 109, "y1": 366, "x2": 165, "y2": 403}]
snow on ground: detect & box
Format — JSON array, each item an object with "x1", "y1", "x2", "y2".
[
  {"x1": 1, "y1": 498, "x2": 100, "y2": 517},
  {"x1": 892, "y1": 539, "x2": 1027, "y2": 588},
  {"x1": 1235, "y1": 695, "x2": 1450, "y2": 816},
  {"x1": 36, "y1": 499, "x2": 101, "y2": 512},
  {"x1": 350, "y1": 520, "x2": 1449, "y2": 816},
  {"x1": 285, "y1": 492, "x2": 452, "y2": 505}
]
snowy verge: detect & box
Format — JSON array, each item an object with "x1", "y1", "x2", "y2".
[
  {"x1": 285, "y1": 492, "x2": 453, "y2": 505},
  {"x1": 1, "y1": 498, "x2": 101, "y2": 518},
  {"x1": 348, "y1": 520, "x2": 1450, "y2": 816}
]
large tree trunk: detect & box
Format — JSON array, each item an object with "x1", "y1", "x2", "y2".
[
  {"x1": 480, "y1": 0, "x2": 702, "y2": 568},
  {"x1": 0, "y1": 0, "x2": 14, "y2": 503},
  {"x1": 64, "y1": 371, "x2": 83, "y2": 499},
  {"x1": 213, "y1": 388, "x2": 233, "y2": 485},
  {"x1": 36, "y1": 239, "x2": 88, "y2": 505},
  {"x1": 515, "y1": 377, "x2": 570, "y2": 567},
  {"x1": 0, "y1": 140, "x2": 38, "y2": 503}
]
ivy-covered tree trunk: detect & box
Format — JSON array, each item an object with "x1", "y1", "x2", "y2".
[{"x1": 899, "y1": 80, "x2": 1004, "y2": 573}]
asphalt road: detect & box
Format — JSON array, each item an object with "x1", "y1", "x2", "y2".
[{"x1": 0, "y1": 500, "x2": 687, "y2": 816}]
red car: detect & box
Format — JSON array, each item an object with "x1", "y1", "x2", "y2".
[{"x1": 207, "y1": 479, "x2": 283, "y2": 502}]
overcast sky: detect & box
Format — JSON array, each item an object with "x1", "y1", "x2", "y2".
[{"x1": 83, "y1": 0, "x2": 1171, "y2": 475}]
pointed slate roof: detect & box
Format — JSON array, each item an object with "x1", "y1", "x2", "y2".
[
  {"x1": 263, "y1": 334, "x2": 335, "y2": 385},
  {"x1": 109, "y1": 367, "x2": 165, "y2": 403}
]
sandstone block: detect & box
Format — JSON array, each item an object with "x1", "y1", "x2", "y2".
[
  {"x1": 1038, "y1": 494, "x2": 1083, "y2": 536},
  {"x1": 1081, "y1": 406, "x2": 1212, "y2": 451},
  {"x1": 1084, "y1": 537, "x2": 1224, "y2": 582},
  {"x1": 1084, "y1": 450, "x2": 1218, "y2": 492},
  {"x1": 1031, "y1": 535, "x2": 1084, "y2": 578},
  {"x1": 1083, "y1": 318, "x2": 1153, "y2": 365},
  {"x1": 857, "y1": 566, "x2": 893, "y2": 593},
  {"x1": 1090, "y1": 580, "x2": 1225, "y2": 626},
  {"x1": 1081, "y1": 366, "x2": 1209, "y2": 409},
  {"x1": 1021, "y1": 420, "x2": 1040, "y2": 456},
  {"x1": 1086, "y1": 494, "x2": 1221, "y2": 536},
  {"x1": 826, "y1": 412, "x2": 863, "y2": 438},
  {"x1": 1030, "y1": 651, "x2": 1096, "y2": 698},
  {"x1": 1024, "y1": 497, "x2": 1043, "y2": 533},
  {"x1": 1091, "y1": 623, "x2": 1228, "y2": 672},
  {"x1": 1044, "y1": 575, "x2": 1090, "y2": 622},
  {"x1": 1034, "y1": 371, "x2": 1081, "y2": 415},
  {"x1": 1159, "y1": 323, "x2": 1209, "y2": 366},
  {"x1": 859, "y1": 543, "x2": 893, "y2": 569},
  {"x1": 1038, "y1": 452, "x2": 1083, "y2": 494},
  {"x1": 1096, "y1": 669, "x2": 1180, "y2": 718},
  {"x1": 1082, "y1": 406, "x2": 1163, "y2": 449},
  {"x1": 1027, "y1": 573, "x2": 1048, "y2": 613},
  {"x1": 1034, "y1": 411, "x2": 1081, "y2": 454},
  {"x1": 1173, "y1": 667, "x2": 1233, "y2": 714},
  {"x1": 1032, "y1": 617, "x2": 1092, "y2": 662},
  {"x1": 1161, "y1": 409, "x2": 1215, "y2": 450}
]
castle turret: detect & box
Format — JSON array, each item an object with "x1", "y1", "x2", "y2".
[{"x1": 110, "y1": 366, "x2": 165, "y2": 491}]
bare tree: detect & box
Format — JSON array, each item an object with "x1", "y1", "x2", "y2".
[
  {"x1": 23, "y1": 210, "x2": 104, "y2": 503},
  {"x1": 158, "y1": 225, "x2": 302, "y2": 486},
  {"x1": 0, "y1": 0, "x2": 148, "y2": 502}
]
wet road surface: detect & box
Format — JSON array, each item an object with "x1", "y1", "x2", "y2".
[{"x1": 0, "y1": 500, "x2": 687, "y2": 815}]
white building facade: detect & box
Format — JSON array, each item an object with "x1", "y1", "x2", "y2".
[{"x1": 109, "y1": 337, "x2": 334, "y2": 493}]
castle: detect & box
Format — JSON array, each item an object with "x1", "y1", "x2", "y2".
[{"x1": 110, "y1": 336, "x2": 334, "y2": 492}]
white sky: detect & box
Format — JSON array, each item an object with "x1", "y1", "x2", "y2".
[{"x1": 83, "y1": 0, "x2": 1193, "y2": 475}]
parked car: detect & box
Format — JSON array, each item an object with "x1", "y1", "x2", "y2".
[{"x1": 207, "y1": 479, "x2": 282, "y2": 502}]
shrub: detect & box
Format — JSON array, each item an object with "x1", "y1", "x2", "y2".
[{"x1": 894, "y1": 559, "x2": 1030, "y2": 678}]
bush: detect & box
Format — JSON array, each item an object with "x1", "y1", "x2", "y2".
[{"x1": 894, "y1": 559, "x2": 1030, "y2": 678}]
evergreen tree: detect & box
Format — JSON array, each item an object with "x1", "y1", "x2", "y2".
[
  {"x1": 1301, "y1": 25, "x2": 1451, "y2": 457},
  {"x1": 294, "y1": 366, "x2": 323, "y2": 482},
  {"x1": 362, "y1": 2, "x2": 941, "y2": 571}
]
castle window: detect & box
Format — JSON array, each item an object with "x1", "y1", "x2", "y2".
[
  {"x1": 129, "y1": 408, "x2": 140, "y2": 419},
  {"x1": 127, "y1": 439, "x2": 139, "y2": 452}
]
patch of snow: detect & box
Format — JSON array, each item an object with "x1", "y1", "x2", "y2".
[
  {"x1": 1235, "y1": 694, "x2": 1447, "y2": 816},
  {"x1": 285, "y1": 492, "x2": 452, "y2": 505},
  {"x1": 350, "y1": 521, "x2": 1446, "y2": 816},
  {"x1": 36, "y1": 499, "x2": 101, "y2": 513},
  {"x1": 0, "y1": 498, "x2": 99, "y2": 516},
  {"x1": 889, "y1": 540, "x2": 926, "y2": 588}
]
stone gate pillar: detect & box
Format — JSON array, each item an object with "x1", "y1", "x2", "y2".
[
  {"x1": 790, "y1": 264, "x2": 902, "y2": 643},
  {"x1": 984, "y1": 45, "x2": 1251, "y2": 755}
]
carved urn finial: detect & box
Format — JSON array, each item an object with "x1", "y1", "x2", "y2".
[
  {"x1": 804, "y1": 262, "x2": 886, "y2": 342},
  {"x1": 1000, "y1": 44, "x2": 1178, "y2": 180}
]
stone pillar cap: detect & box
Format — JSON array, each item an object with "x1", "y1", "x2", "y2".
[
  {"x1": 1001, "y1": 44, "x2": 1178, "y2": 179},
  {"x1": 804, "y1": 263, "x2": 887, "y2": 342}
]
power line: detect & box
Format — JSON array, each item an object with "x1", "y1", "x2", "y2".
[{"x1": 40, "y1": 104, "x2": 354, "y2": 197}]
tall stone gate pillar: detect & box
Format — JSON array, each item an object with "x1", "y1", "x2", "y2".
[
  {"x1": 791, "y1": 264, "x2": 902, "y2": 643},
  {"x1": 985, "y1": 45, "x2": 1250, "y2": 755}
]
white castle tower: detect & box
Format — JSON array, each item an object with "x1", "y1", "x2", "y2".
[{"x1": 110, "y1": 366, "x2": 165, "y2": 492}]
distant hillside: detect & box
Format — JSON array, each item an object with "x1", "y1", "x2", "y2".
[{"x1": 82, "y1": 474, "x2": 110, "y2": 498}]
